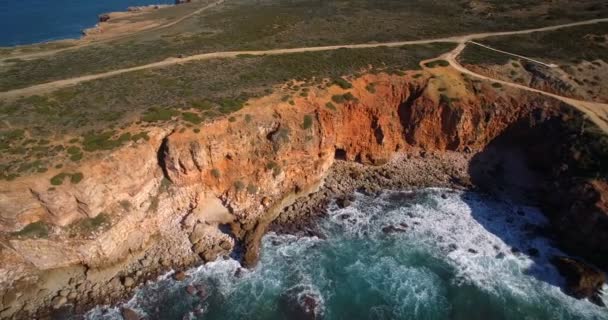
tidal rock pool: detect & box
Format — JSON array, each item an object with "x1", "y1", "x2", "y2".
[{"x1": 87, "y1": 189, "x2": 608, "y2": 320}]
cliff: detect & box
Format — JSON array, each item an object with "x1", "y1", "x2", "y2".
[{"x1": 0, "y1": 70, "x2": 606, "y2": 317}]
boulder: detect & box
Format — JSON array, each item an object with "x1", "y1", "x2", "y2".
[
  {"x1": 173, "y1": 271, "x2": 187, "y2": 281},
  {"x1": 121, "y1": 307, "x2": 141, "y2": 320},
  {"x1": 189, "y1": 223, "x2": 207, "y2": 244},
  {"x1": 552, "y1": 256, "x2": 606, "y2": 305},
  {"x1": 51, "y1": 296, "x2": 67, "y2": 309},
  {"x1": 98, "y1": 14, "x2": 110, "y2": 22},
  {"x1": 336, "y1": 198, "x2": 351, "y2": 208},
  {"x1": 122, "y1": 277, "x2": 135, "y2": 287},
  {"x1": 381, "y1": 225, "x2": 406, "y2": 234},
  {"x1": 280, "y1": 287, "x2": 323, "y2": 320},
  {"x1": 185, "y1": 285, "x2": 197, "y2": 295}
]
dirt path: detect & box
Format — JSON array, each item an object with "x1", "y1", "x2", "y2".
[
  {"x1": 467, "y1": 41, "x2": 558, "y2": 68},
  {"x1": 441, "y1": 43, "x2": 608, "y2": 133},
  {"x1": 1, "y1": 17, "x2": 608, "y2": 133}
]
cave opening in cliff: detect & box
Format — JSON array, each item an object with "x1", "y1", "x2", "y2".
[{"x1": 334, "y1": 148, "x2": 347, "y2": 161}]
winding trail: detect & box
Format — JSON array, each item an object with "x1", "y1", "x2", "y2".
[
  {"x1": 441, "y1": 44, "x2": 608, "y2": 134},
  {"x1": 1, "y1": 16, "x2": 607, "y2": 132}
]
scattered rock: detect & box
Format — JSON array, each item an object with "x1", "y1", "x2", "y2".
[
  {"x1": 190, "y1": 223, "x2": 207, "y2": 244},
  {"x1": 234, "y1": 267, "x2": 244, "y2": 278},
  {"x1": 185, "y1": 285, "x2": 197, "y2": 295},
  {"x1": 261, "y1": 197, "x2": 272, "y2": 207},
  {"x1": 219, "y1": 239, "x2": 232, "y2": 251},
  {"x1": 51, "y1": 296, "x2": 67, "y2": 309},
  {"x1": 280, "y1": 287, "x2": 323, "y2": 320},
  {"x1": 552, "y1": 256, "x2": 606, "y2": 305},
  {"x1": 338, "y1": 213, "x2": 350, "y2": 220},
  {"x1": 109, "y1": 277, "x2": 122, "y2": 288},
  {"x1": 98, "y1": 14, "x2": 110, "y2": 22},
  {"x1": 336, "y1": 197, "x2": 351, "y2": 208},
  {"x1": 173, "y1": 271, "x2": 187, "y2": 281},
  {"x1": 381, "y1": 225, "x2": 407, "y2": 234},
  {"x1": 196, "y1": 285, "x2": 208, "y2": 300},
  {"x1": 122, "y1": 277, "x2": 135, "y2": 287},
  {"x1": 121, "y1": 307, "x2": 141, "y2": 320}
]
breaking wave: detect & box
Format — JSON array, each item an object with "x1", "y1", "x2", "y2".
[{"x1": 86, "y1": 188, "x2": 608, "y2": 320}]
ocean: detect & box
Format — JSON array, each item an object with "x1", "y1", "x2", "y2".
[
  {"x1": 0, "y1": 0, "x2": 174, "y2": 46},
  {"x1": 86, "y1": 188, "x2": 608, "y2": 320}
]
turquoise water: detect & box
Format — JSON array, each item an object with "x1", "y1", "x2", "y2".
[
  {"x1": 87, "y1": 189, "x2": 608, "y2": 320},
  {"x1": 0, "y1": 0, "x2": 173, "y2": 46}
]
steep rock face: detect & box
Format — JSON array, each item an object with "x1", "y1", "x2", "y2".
[
  {"x1": 0, "y1": 73, "x2": 555, "y2": 272},
  {"x1": 1, "y1": 71, "x2": 606, "y2": 317}
]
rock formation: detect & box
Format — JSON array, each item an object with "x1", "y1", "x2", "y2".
[{"x1": 0, "y1": 71, "x2": 606, "y2": 318}]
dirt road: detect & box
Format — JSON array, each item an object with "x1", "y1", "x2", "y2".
[
  {"x1": 1, "y1": 16, "x2": 607, "y2": 133},
  {"x1": 442, "y1": 43, "x2": 608, "y2": 133}
]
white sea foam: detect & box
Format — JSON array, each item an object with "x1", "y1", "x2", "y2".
[{"x1": 86, "y1": 188, "x2": 608, "y2": 320}]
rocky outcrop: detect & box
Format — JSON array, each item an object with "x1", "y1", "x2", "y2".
[{"x1": 552, "y1": 256, "x2": 606, "y2": 305}]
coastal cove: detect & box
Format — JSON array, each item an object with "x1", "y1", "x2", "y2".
[
  {"x1": 1, "y1": 1, "x2": 608, "y2": 319},
  {"x1": 86, "y1": 189, "x2": 608, "y2": 320},
  {"x1": 0, "y1": 0, "x2": 174, "y2": 46}
]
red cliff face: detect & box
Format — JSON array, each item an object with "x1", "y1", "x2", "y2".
[{"x1": 0, "y1": 71, "x2": 606, "y2": 317}]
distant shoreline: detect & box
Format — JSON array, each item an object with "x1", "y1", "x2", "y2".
[{"x1": 0, "y1": 0, "x2": 175, "y2": 47}]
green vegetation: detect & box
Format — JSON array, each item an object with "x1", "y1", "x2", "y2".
[
  {"x1": 70, "y1": 213, "x2": 110, "y2": 236},
  {"x1": 424, "y1": 60, "x2": 450, "y2": 68},
  {"x1": 234, "y1": 180, "x2": 245, "y2": 191},
  {"x1": 342, "y1": 92, "x2": 357, "y2": 102},
  {"x1": 302, "y1": 115, "x2": 314, "y2": 130},
  {"x1": 460, "y1": 22, "x2": 608, "y2": 66},
  {"x1": 333, "y1": 78, "x2": 353, "y2": 89},
  {"x1": 70, "y1": 172, "x2": 84, "y2": 184},
  {"x1": 119, "y1": 200, "x2": 132, "y2": 211},
  {"x1": 211, "y1": 168, "x2": 221, "y2": 178},
  {"x1": 325, "y1": 102, "x2": 337, "y2": 111},
  {"x1": 182, "y1": 112, "x2": 203, "y2": 124},
  {"x1": 142, "y1": 107, "x2": 180, "y2": 122},
  {"x1": 331, "y1": 95, "x2": 345, "y2": 104},
  {"x1": 82, "y1": 131, "x2": 131, "y2": 152},
  {"x1": 50, "y1": 173, "x2": 68, "y2": 186},
  {"x1": 50, "y1": 172, "x2": 84, "y2": 185},
  {"x1": 266, "y1": 161, "x2": 282, "y2": 177},
  {"x1": 0, "y1": 45, "x2": 453, "y2": 167},
  {"x1": 331, "y1": 91, "x2": 359, "y2": 104},
  {"x1": 365, "y1": 83, "x2": 376, "y2": 93},
  {"x1": 246, "y1": 183, "x2": 258, "y2": 195},
  {"x1": 11, "y1": 221, "x2": 49, "y2": 238},
  {"x1": 2, "y1": 0, "x2": 604, "y2": 91}
]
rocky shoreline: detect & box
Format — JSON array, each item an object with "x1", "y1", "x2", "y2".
[
  {"x1": 28, "y1": 146, "x2": 605, "y2": 319},
  {"x1": 21, "y1": 149, "x2": 471, "y2": 319},
  {"x1": 270, "y1": 149, "x2": 473, "y2": 237}
]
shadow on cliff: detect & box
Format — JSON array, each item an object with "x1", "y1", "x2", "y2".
[{"x1": 463, "y1": 105, "x2": 608, "y2": 300}]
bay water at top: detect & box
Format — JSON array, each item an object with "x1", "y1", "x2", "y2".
[{"x1": 0, "y1": 0, "x2": 174, "y2": 46}]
